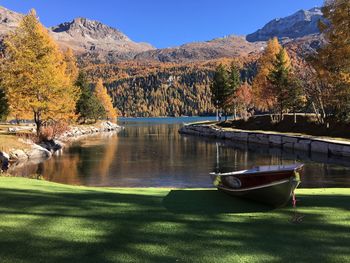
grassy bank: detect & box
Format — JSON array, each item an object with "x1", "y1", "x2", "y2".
[
  {"x1": 0, "y1": 124, "x2": 32, "y2": 153},
  {"x1": 0, "y1": 177, "x2": 349, "y2": 263},
  {"x1": 218, "y1": 115, "x2": 350, "y2": 140},
  {"x1": 0, "y1": 134, "x2": 31, "y2": 153}
]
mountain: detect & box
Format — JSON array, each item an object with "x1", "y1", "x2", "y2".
[
  {"x1": 247, "y1": 7, "x2": 324, "y2": 42},
  {"x1": 0, "y1": 5, "x2": 328, "y2": 117},
  {"x1": 134, "y1": 35, "x2": 265, "y2": 63},
  {"x1": 0, "y1": 6, "x2": 155, "y2": 60},
  {"x1": 50, "y1": 18, "x2": 154, "y2": 58},
  {"x1": 0, "y1": 6, "x2": 23, "y2": 36},
  {"x1": 0, "y1": 5, "x2": 325, "y2": 64}
]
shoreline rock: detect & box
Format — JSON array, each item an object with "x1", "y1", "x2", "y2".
[
  {"x1": 58, "y1": 121, "x2": 122, "y2": 142},
  {"x1": 0, "y1": 121, "x2": 123, "y2": 172}
]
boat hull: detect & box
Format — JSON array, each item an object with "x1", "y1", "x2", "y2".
[
  {"x1": 218, "y1": 178, "x2": 300, "y2": 207},
  {"x1": 212, "y1": 164, "x2": 303, "y2": 207}
]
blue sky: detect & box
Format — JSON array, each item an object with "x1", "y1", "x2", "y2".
[{"x1": 1, "y1": 0, "x2": 323, "y2": 48}]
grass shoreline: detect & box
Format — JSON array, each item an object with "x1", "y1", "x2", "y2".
[{"x1": 0, "y1": 177, "x2": 349, "y2": 263}]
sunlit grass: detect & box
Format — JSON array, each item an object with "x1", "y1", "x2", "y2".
[{"x1": 0, "y1": 177, "x2": 349, "y2": 263}]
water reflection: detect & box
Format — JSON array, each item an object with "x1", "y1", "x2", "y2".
[{"x1": 9, "y1": 118, "x2": 350, "y2": 188}]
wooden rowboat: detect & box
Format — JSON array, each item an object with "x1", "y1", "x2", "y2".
[{"x1": 210, "y1": 164, "x2": 303, "y2": 207}]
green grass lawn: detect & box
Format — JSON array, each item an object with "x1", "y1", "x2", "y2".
[{"x1": 0, "y1": 177, "x2": 349, "y2": 263}]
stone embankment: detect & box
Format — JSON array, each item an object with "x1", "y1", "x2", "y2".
[
  {"x1": 58, "y1": 121, "x2": 122, "y2": 141},
  {"x1": 0, "y1": 121, "x2": 123, "y2": 171},
  {"x1": 179, "y1": 124, "x2": 350, "y2": 157}
]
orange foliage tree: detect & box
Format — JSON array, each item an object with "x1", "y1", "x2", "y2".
[
  {"x1": 252, "y1": 37, "x2": 281, "y2": 112},
  {"x1": 235, "y1": 82, "x2": 253, "y2": 120},
  {"x1": 0, "y1": 9, "x2": 80, "y2": 135},
  {"x1": 94, "y1": 79, "x2": 118, "y2": 121}
]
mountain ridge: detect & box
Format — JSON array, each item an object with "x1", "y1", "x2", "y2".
[
  {"x1": 246, "y1": 7, "x2": 324, "y2": 42},
  {"x1": 0, "y1": 5, "x2": 327, "y2": 117},
  {"x1": 0, "y1": 6, "x2": 155, "y2": 59},
  {"x1": 0, "y1": 5, "x2": 324, "y2": 63}
]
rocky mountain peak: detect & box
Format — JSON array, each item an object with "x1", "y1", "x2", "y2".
[
  {"x1": 0, "y1": 6, "x2": 23, "y2": 34},
  {"x1": 0, "y1": 6, "x2": 22, "y2": 22},
  {"x1": 51, "y1": 17, "x2": 130, "y2": 42},
  {"x1": 246, "y1": 7, "x2": 324, "y2": 42}
]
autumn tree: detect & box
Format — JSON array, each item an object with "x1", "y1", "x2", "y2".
[
  {"x1": 235, "y1": 82, "x2": 253, "y2": 120},
  {"x1": 94, "y1": 79, "x2": 118, "y2": 121},
  {"x1": 267, "y1": 48, "x2": 292, "y2": 121},
  {"x1": 63, "y1": 48, "x2": 79, "y2": 85},
  {"x1": 309, "y1": 0, "x2": 350, "y2": 122},
  {"x1": 0, "y1": 10, "x2": 80, "y2": 135},
  {"x1": 296, "y1": 63, "x2": 329, "y2": 124},
  {"x1": 76, "y1": 72, "x2": 106, "y2": 123},
  {"x1": 252, "y1": 37, "x2": 282, "y2": 112}
]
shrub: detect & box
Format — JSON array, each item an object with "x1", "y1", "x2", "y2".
[{"x1": 39, "y1": 119, "x2": 69, "y2": 141}]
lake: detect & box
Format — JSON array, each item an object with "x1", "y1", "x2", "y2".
[{"x1": 10, "y1": 117, "x2": 350, "y2": 188}]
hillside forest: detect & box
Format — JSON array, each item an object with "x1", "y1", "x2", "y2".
[{"x1": 0, "y1": 0, "x2": 349, "y2": 134}]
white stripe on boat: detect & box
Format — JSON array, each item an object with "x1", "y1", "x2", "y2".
[{"x1": 218, "y1": 179, "x2": 291, "y2": 192}]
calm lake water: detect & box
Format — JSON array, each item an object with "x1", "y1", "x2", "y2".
[{"x1": 11, "y1": 117, "x2": 350, "y2": 188}]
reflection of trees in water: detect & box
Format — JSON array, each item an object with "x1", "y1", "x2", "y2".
[
  {"x1": 111, "y1": 124, "x2": 219, "y2": 182},
  {"x1": 61, "y1": 134, "x2": 119, "y2": 186},
  {"x1": 9, "y1": 123, "x2": 350, "y2": 188},
  {"x1": 93, "y1": 135, "x2": 119, "y2": 185},
  {"x1": 43, "y1": 154, "x2": 81, "y2": 185}
]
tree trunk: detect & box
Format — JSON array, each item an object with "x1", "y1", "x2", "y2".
[
  {"x1": 311, "y1": 102, "x2": 321, "y2": 124},
  {"x1": 280, "y1": 101, "x2": 283, "y2": 122},
  {"x1": 233, "y1": 104, "x2": 237, "y2": 120},
  {"x1": 34, "y1": 111, "x2": 42, "y2": 137}
]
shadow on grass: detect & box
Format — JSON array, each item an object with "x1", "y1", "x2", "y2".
[
  {"x1": 0, "y1": 186, "x2": 349, "y2": 263},
  {"x1": 163, "y1": 189, "x2": 272, "y2": 214},
  {"x1": 296, "y1": 193, "x2": 350, "y2": 210}
]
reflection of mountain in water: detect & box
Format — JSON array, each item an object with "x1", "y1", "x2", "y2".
[{"x1": 9, "y1": 120, "x2": 350, "y2": 188}]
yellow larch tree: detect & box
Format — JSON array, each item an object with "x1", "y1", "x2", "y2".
[
  {"x1": 94, "y1": 79, "x2": 118, "y2": 121},
  {"x1": 309, "y1": 0, "x2": 350, "y2": 122},
  {"x1": 63, "y1": 48, "x2": 79, "y2": 85},
  {"x1": 0, "y1": 9, "x2": 80, "y2": 135},
  {"x1": 252, "y1": 37, "x2": 282, "y2": 112}
]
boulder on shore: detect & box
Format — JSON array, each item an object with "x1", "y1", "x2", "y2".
[
  {"x1": 0, "y1": 151, "x2": 10, "y2": 171},
  {"x1": 9, "y1": 149, "x2": 28, "y2": 161},
  {"x1": 39, "y1": 139, "x2": 63, "y2": 153},
  {"x1": 25, "y1": 145, "x2": 52, "y2": 160}
]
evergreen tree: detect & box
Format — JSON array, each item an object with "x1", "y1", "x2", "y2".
[
  {"x1": 0, "y1": 88, "x2": 9, "y2": 121},
  {"x1": 76, "y1": 73, "x2": 105, "y2": 123},
  {"x1": 228, "y1": 63, "x2": 241, "y2": 119},
  {"x1": 0, "y1": 10, "x2": 80, "y2": 135},
  {"x1": 287, "y1": 76, "x2": 305, "y2": 123},
  {"x1": 210, "y1": 64, "x2": 229, "y2": 120}
]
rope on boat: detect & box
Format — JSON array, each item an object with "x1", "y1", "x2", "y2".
[
  {"x1": 292, "y1": 191, "x2": 297, "y2": 208},
  {"x1": 290, "y1": 191, "x2": 305, "y2": 224}
]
